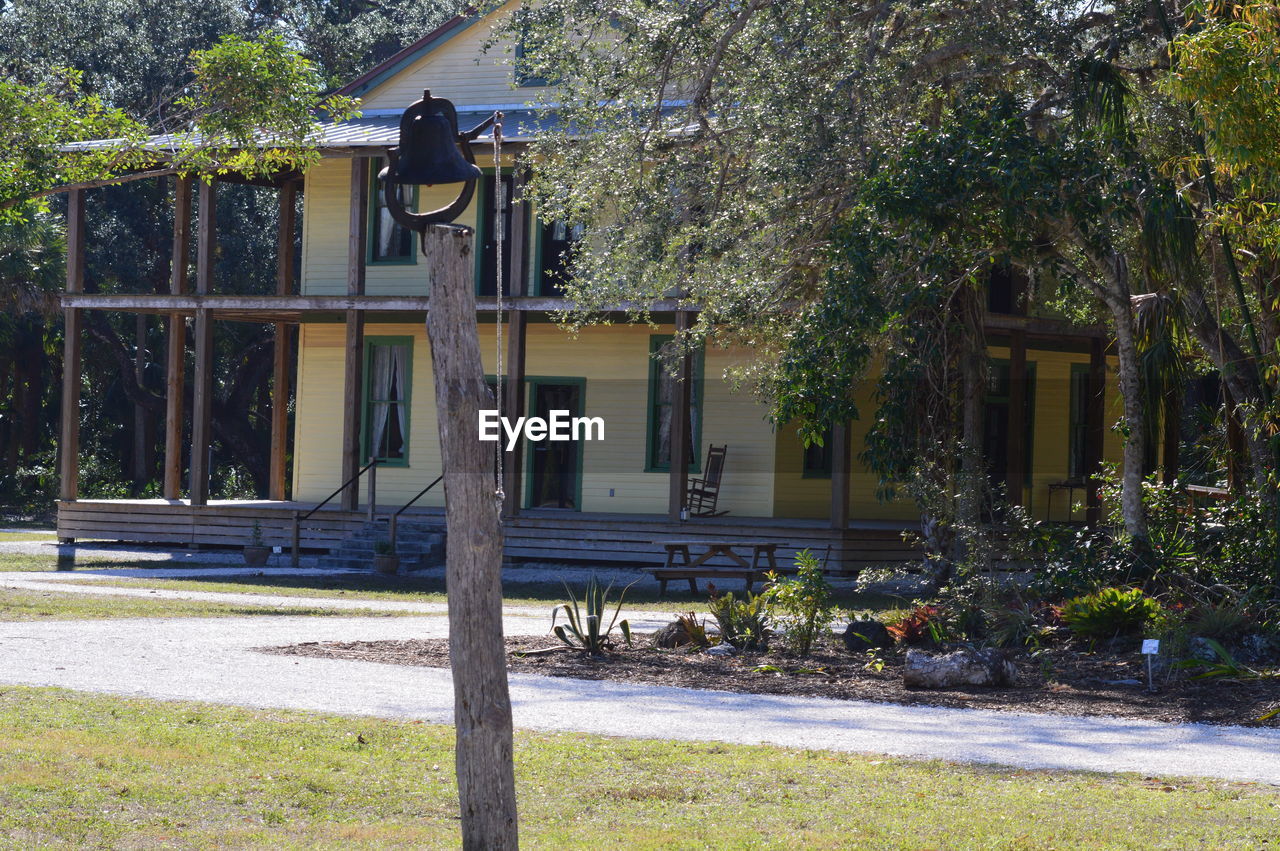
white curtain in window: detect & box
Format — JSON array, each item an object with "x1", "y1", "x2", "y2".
[
  {"x1": 392, "y1": 346, "x2": 408, "y2": 448},
  {"x1": 368, "y1": 346, "x2": 393, "y2": 458}
]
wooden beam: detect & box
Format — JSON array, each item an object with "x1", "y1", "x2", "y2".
[
  {"x1": 501, "y1": 166, "x2": 528, "y2": 518},
  {"x1": 668, "y1": 311, "x2": 693, "y2": 522},
  {"x1": 341, "y1": 311, "x2": 365, "y2": 511},
  {"x1": 502, "y1": 311, "x2": 527, "y2": 517},
  {"x1": 269, "y1": 182, "x2": 297, "y2": 501},
  {"x1": 1085, "y1": 337, "x2": 1106, "y2": 526},
  {"x1": 58, "y1": 189, "x2": 85, "y2": 514},
  {"x1": 60, "y1": 293, "x2": 687, "y2": 314},
  {"x1": 830, "y1": 421, "x2": 851, "y2": 530},
  {"x1": 983, "y1": 313, "x2": 1109, "y2": 339},
  {"x1": 163, "y1": 178, "x2": 192, "y2": 499},
  {"x1": 1006, "y1": 330, "x2": 1027, "y2": 506},
  {"x1": 341, "y1": 159, "x2": 369, "y2": 511},
  {"x1": 189, "y1": 181, "x2": 216, "y2": 506},
  {"x1": 348, "y1": 157, "x2": 369, "y2": 298}
]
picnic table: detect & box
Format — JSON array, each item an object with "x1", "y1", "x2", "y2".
[{"x1": 648, "y1": 540, "x2": 780, "y2": 597}]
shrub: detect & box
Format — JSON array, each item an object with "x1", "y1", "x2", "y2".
[
  {"x1": 707, "y1": 589, "x2": 771, "y2": 650},
  {"x1": 551, "y1": 575, "x2": 633, "y2": 655},
  {"x1": 1059, "y1": 587, "x2": 1160, "y2": 640},
  {"x1": 674, "y1": 611, "x2": 711, "y2": 648},
  {"x1": 761, "y1": 550, "x2": 835, "y2": 656},
  {"x1": 985, "y1": 598, "x2": 1058, "y2": 649},
  {"x1": 885, "y1": 605, "x2": 944, "y2": 645}
]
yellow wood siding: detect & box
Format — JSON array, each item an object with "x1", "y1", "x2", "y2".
[
  {"x1": 292, "y1": 322, "x2": 778, "y2": 515},
  {"x1": 770, "y1": 345, "x2": 1126, "y2": 522},
  {"x1": 359, "y1": 4, "x2": 550, "y2": 111},
  {"x1": 302, "y1": 158, "x2": 521, "y2": 296}
]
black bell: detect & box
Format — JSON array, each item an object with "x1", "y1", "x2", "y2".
[{"x1": 387, "y1": 91, "x2": 482, "y2": 186}]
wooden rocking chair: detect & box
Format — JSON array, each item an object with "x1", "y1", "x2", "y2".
[{"x1": 686, "y1": 444, "x2": 729, "y2": 517}]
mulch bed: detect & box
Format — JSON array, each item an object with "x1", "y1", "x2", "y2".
[{"x1": 264, "y1": 634, "x2": 1280, "y2": 728}]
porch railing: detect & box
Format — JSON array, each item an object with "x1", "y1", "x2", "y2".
[
  {"x1": 388, "y1": 474, "x2": 444, "y2": 552},
  {"x1": 290, "y1": 458, "x2": 380, "y2": 566}
]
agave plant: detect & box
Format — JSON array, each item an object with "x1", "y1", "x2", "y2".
[{"x1": 551, "y1": 575, "x2": 633, "y2": 655}]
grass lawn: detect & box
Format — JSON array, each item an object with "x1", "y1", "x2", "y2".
[
  {"x1": 0, "y1": 531, "x2": 57, "y2": 542},
  {"x1": 0, "y1": 588, "x2": 409, "y2": 621},
  {"x1": 0, "y1": 687, "x2": 1273, "y2": 849},
  {"x1": 51, "y1": 571, "x2": 905, "y2": 615}
]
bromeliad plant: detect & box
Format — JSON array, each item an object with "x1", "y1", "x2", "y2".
[{"x1": 551, "y1": 575, "x2": 634, "y2": 655}]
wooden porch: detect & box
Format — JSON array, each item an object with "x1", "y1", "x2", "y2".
[{"x1": 56, "y1": 499, "x2": 921, "y2": 575}]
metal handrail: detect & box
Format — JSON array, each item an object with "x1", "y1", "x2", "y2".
[
  {"x1": 388, "y1": 474, "x2": 443, "y2": 551},
  {"x1": 291, "y1": 458, "x2": 380, "y2": 566}
]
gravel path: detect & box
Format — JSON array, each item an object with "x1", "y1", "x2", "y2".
[{"x1": 0, "y1": 611, "x2": 1277, "y2": 784}]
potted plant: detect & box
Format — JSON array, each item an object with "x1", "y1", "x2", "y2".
[
  {"x1": 373, "y1": 539, "x2": 399, "y2": 575},
  {"x1": 243, "y1": 520, "x2": 271, "y2": 567}
]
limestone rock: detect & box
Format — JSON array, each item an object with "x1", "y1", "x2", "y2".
[{"x1": 903, "y1": 648, "x2": 1017, "y2": 689}]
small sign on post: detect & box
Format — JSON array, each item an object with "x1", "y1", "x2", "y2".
[{"x1": 1142, "y1": 639, "x2": 1160, "y2": 691}]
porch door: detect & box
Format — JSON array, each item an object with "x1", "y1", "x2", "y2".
[
  {"x1": 526, "y1": 381, "x2": 583, "y2": 510},
  {"x1": 983, "y1": 361, "x2": 1035, "y2": 503}
]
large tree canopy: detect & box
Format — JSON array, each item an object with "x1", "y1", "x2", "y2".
[{"x1": 510, "y1": 0, "x2": 1280, "y2": 556}]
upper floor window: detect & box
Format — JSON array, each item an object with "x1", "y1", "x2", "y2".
[
  {"x1": 478, "y1": 172, "x2": 515, "y2": 296},
  {"x1": 802, "y1": 427, "x2": 834, "y2": 478},
  {"x1": 368, "y1": 157, "x2": 416, "y2": 265},
  {"x1": 514, "y1": 27, "x2": 550, "y2": 88},
  {"x1": 538, "y1": 219, "x2": 582, "y2": 296}
]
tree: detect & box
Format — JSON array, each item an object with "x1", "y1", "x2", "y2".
[
  {"x1": 510, "y1": 0, "x2": 1280, "y2": 561},
  {"x1": 0, "y1": 0, "x2": 468, "y2": 508}
]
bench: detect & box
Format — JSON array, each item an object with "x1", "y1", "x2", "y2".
[{"x1": 648, "y1": 540, "x2": 780, "y2": 597}]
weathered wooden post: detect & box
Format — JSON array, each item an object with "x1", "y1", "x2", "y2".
[
  {"x1": 380, "y1": 90, "x2": 518, "y2": 849},
  {"x1": 423, "y1": 223, "x2": 517, "y2": 847}
]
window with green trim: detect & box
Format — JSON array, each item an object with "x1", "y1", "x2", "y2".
[
  {"x1": 368, "y1": 157, "x2": 416, "y2": 264},
  {"x1": 477, "y1": 172, "x2": 514, "y2": 296},
  {"x1": 363, "y1": 337, "x2": 413, "y2": 466},
  {"x1": 514, "y1": 26, "x2": 550, "y2": 88},
  {"x1": 802, "y1": 427, "x2": 834, "y2": 478},
  {"x1": 646, "y1": 335, "x2": 703, "y2": 472},
  {"x1": 537, "y1": 218, "x2": 582, "y2": 296}
]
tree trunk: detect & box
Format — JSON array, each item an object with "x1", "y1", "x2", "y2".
[
  {"x1": 1106, "y1": 290, "x2": 1148, "y2": 540},
  {"x1": 1062, "y1": 234, "x2": 1149, "y2": 541},
  {"x1": 953, "y1": 283, "x2": 987, "y2": 573},
  {"x1": 422, "y1": 223, "x2": 519, "y2": 850}
]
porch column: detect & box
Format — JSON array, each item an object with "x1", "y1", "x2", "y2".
[
  {"x1": 269, "y1": 180, "x2": 297, "y2": 501},
  {"x1": 1006, "y1": 330, "x2": 1027, "y2": 506},
  {"x1": 163, "y1": 178, "x2": 191, "y2": 499},
  {"x1": 341, "y1": 157, "x2": 369, "y2": 511},
  {"x1": 667, "y1": 310, "x2": 693, "y2": 522},
  {"x1": 502, "y1": 313, "x2": 527, "y2": 517},
  {"x1": 189, "y1": 180, "x2": 216, "y2": 507},
  {"x1": 502, "y1": 168, "x2": 529, "y2": 518},
  {"x1": 829, "y1": 421, "x2": 851, "y2": 530},
  {"x1": 1085, "y1": 337, "x2": 1106, "y2": 526},
  {"x1": 58, "y1": 188, "x2": 85, "y2": 519}
]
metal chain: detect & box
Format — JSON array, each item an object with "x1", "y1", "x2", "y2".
[{"x1": 493, "y1": 113, "x2": 505, "y2": 506}]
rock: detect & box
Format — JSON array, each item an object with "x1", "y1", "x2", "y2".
[
  {"x1": 704, "y1": 643, "x2": 736, "y2": 656},
  {"x1": 1102, "y1": 678, "x2": 1142, "y2": 686},
  {"x1": 903, "y1": 648, "x2": 1017, "y2": 689},
  {"x1": 1240, "y1": 634, "x2": 1277, "y2": 664},
  {"x1": 651, "y1": 620, "x2": 694, "y2": 649},
  {"x1": 843, "y1": 620, "x2": 893, "y2": 653},
  {"x1": 1188, "y1": 637, "x2": 1220, "y2": 662}
]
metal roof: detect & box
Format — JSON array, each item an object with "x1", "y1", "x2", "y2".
[{"x1": 63, "y1": 108, "x2": 555, "y2": 154}]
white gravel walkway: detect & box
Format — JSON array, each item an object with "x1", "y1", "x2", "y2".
[{"x1": 0, "y1": 610, "x2": 1277, "y2": 784}]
